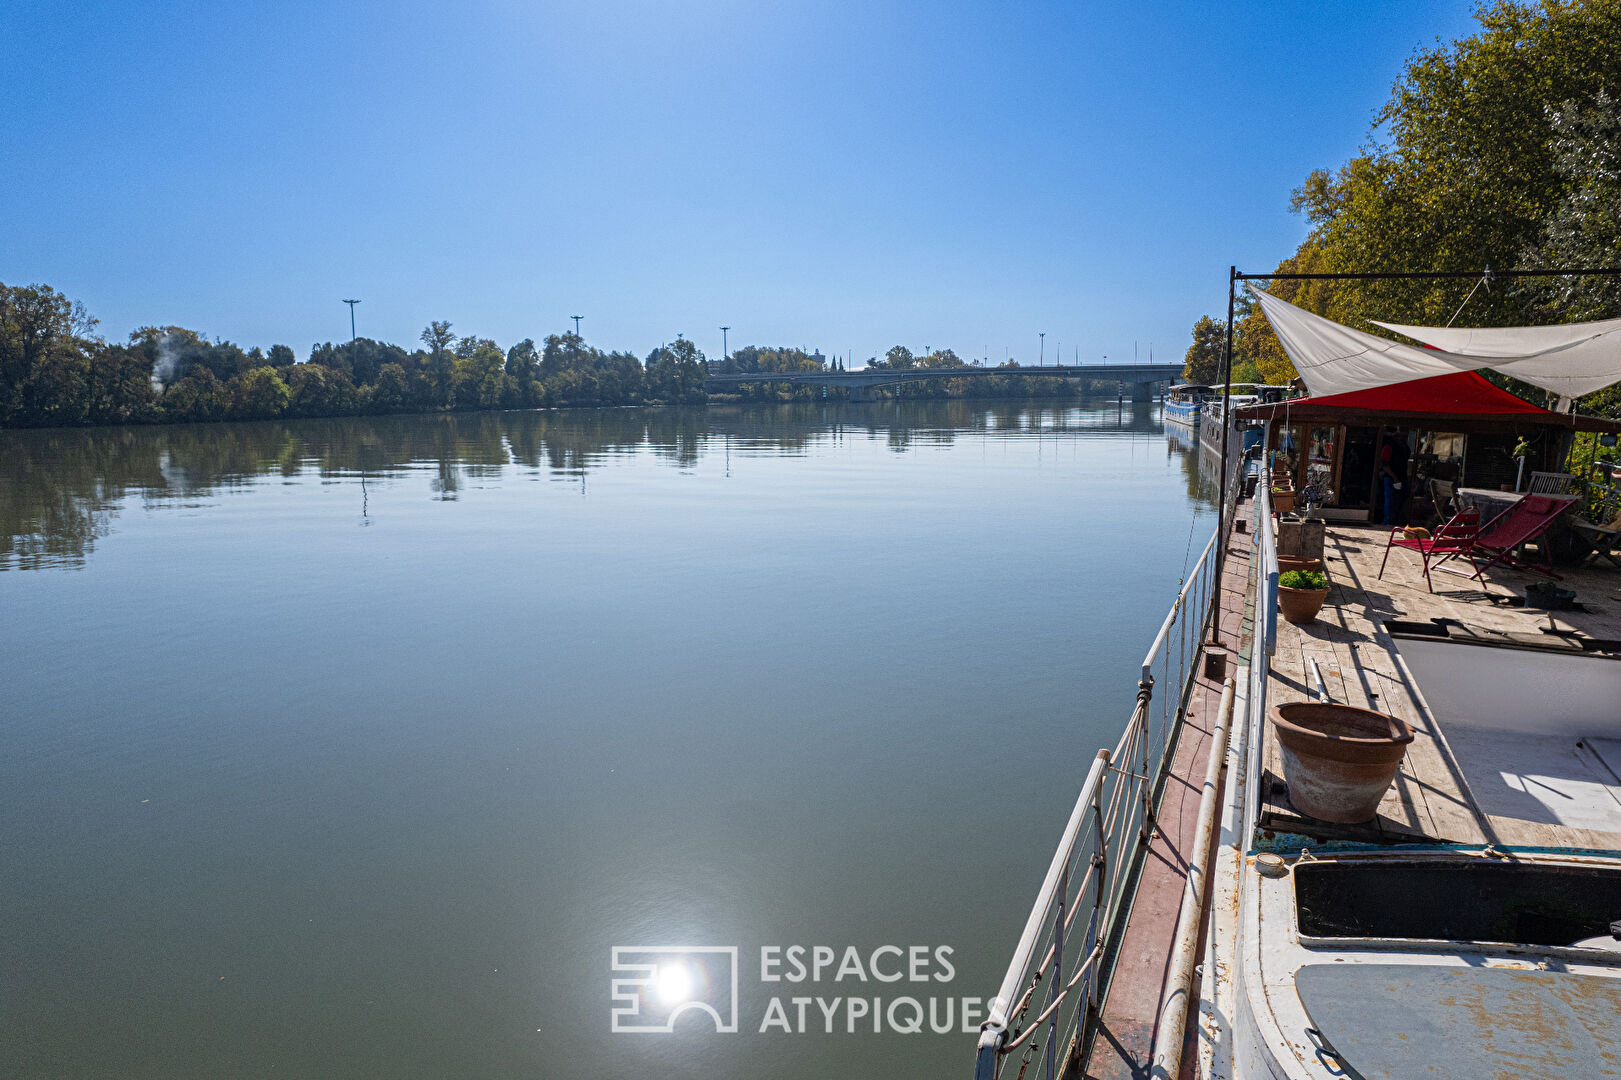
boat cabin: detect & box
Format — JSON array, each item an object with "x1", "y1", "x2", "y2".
[{"x1": 1235, "y1": 372, "x2": 1621, "y2": 524}]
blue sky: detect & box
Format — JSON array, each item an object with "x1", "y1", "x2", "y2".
[{"x1": 2, "y1": 0, "x2": 1482, "y2": 367}]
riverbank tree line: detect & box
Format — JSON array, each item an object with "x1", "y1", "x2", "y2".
[
  {"x1": 0, "y1": 288, "x2": 1123, "y2": 428},
  {"x1": 1182, "y1": 0, "x2": 1621, "y2": 423},
  {"x1": 0, "y1": 290, "x2": 716, "y2": 428}
]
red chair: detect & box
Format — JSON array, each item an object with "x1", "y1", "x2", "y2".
[
  {"x1": 1448, "y1": 493, "x2": 1577, "y2": 581},
  {"x1": 1378, "y1": 508, "x2": 1481, "y2": 592}
]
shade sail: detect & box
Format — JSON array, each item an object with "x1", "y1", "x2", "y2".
[
  {"x1": 1233, "y1": 370, "x2": 1621, "y2": 433},
  {"x1": 1248, "y1": 287, "x2": 1491, "y2": 397},
  {"x1": 1371, "y1": 316, "x2": 1621, "y2": 401}
]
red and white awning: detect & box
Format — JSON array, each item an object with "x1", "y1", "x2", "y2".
[{"x1": 1250, "y1": 286, "x2": 1621, "y2": 409}]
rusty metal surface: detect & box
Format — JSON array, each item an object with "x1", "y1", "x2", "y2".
[{"x1": 1294, "y1": 963, "x2": 1621, "y2": 1079}]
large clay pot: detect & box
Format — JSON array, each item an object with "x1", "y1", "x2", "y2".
[
  {"x1": 1277, "y1": 555, "x2": 1324, "y2": 575},
  {"x1": 1272, "y1": 703, "x2": 1414, "y2": 823},
  {"x1": 1272, "y1": 488, "x2": 1296, "y2": 513},
  {"x1": 1277, "y1": 584, "x2": 1330, "y2": 624}
]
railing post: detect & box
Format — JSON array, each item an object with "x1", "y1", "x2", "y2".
[
  {"x1": 1044, "y1": 862, "x2": 1068, "y2": 1080},
  {"x1": 1079, "y1": 777, "x2": 1106, "y2": 1038},
  {"x1": 1136, "y1": 677, "x2": 1154, "y2": 840}
]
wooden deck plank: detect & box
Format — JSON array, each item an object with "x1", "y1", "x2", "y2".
[{"x1": 1263, "y1": 521, "x2": 1620, "y2": 851}]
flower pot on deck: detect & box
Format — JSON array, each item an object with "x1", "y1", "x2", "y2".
[
  {"x1": 1277, "y1": 555, "x2": 1324, "y2": 575},
  {"x1": 1271, "y1": 703, "x2": 1415, "y2": 824},
  {"x1": 1272, "y1": 489, "x2": 1296, "y2": 513},
  {"x1": 1277, "y1": 584, "x2": 1330, "y2": 624}
]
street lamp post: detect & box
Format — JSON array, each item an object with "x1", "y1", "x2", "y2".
[
  {"x1": 343, "y1": 299, "x2": 361, "y2": 342},
  {"x1": 570, "y1": 314, "x2": 583, "y2": 337},
  {"x1": 719, "y1": 326, "x2": 730, "y2": 364},
  {"x1": 1039, "y1": 332, "x2": 1045, "y2": 367}
]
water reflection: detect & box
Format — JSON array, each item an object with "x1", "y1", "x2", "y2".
[{"x1": 1, "y1": 400, "x2": 1165, "y2": 570}]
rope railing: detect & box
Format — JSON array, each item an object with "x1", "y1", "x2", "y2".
[{"x1": 972, "y1": 447, "x2": 1244, "y2": 1080}]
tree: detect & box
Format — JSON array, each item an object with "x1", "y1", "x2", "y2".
[
  {"x1": 646, "y1": 338, "x2": 706, "y2": 402},
  {"x1": 451, "y1": 342, "x2": 510, "y2": 409},
  {"x1": 1290, "y1": 0, "x2": 1621, "y2": 328},
  {"x1": 0, "y1": 282, "x2": 75, "y2": 420},
  {"x1": 1519, "y1": 88, "x2": 1621, "y2": 321},
  {"x1": 287, "y1": 363, "x2": 356, "y2": 417},
  {"x1": 371, "y1": 362, "x2": 411, "y2": 412},
  {"x1": 871, "y1": 345, "x2": 915, "y2": 370},
  {"x1": 1182, "y1": 316, "x2": 1226, "y2": 384},
  {"x1": 233, "y1": 366, "x2": 291, "y2": 419},
  {"x1": 421, "y1": 320, "x2": 455, "y2": 405}
]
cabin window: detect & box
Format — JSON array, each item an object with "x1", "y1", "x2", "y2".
[{"x1": 1306, "y1": 426, "x2": 1338, "y2": 503}]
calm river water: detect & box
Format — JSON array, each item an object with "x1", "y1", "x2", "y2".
[{"x1": 1, "y1": 400, "x2": 1214, "y2": 1080}]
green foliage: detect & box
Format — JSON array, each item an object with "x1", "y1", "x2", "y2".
[
  {"x1": 1182, "y1": 316, "x2": 1225, "y2": 384},
  {"x1": 1518, "y1": 87, "x2": 1621, "y2": 321},
  {"x1": 5, "y1": 287, "x2": 1086, "y2": 429},
  {"x1": 1278, "y1": 569, "x2": 1328, "y2": 590},
  {"x1": 1294, "y1": 0, "x2": 1621, "y2": 327},
  {"x1": 233, "y1": 366, "x2": 291, "y2": 419},
  {"x1": 1187, "y1": 0, "x2": 1621, "y2": 399}
]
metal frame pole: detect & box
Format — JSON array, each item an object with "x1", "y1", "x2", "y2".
[
  {"x1": 1235, "y1": 267, "x2": 1621, "y2": 282},
  {"x1": 1213, "y1": 266, "x2": 1237, "y2": 643}
]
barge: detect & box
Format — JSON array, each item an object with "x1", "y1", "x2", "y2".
[
  {"x1": 1164, "y1": 385, "x2": 1215, "y2": 428},
  {"x1": 973, "y1": 274, "x2": 1621, "y2": 1080}
]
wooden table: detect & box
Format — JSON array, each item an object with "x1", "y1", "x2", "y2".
[{"x1": 1454, "y1": 486, "x2": 1523, "y2": 520}]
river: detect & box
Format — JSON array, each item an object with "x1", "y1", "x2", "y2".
[{"x1": 0, "y1": 400, "x2": 1214, "y2": 1079}]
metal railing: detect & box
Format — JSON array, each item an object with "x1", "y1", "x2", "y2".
[
  {"x1": 1243, "y1": 443, "x2": 1279, "y2": 844},
  {"x1": 972, "y1": 438, "x2": 1261, "y2": 1080},
  {"x1": 973, "y1": 514, "x2": 1231, "y2": 1078}
]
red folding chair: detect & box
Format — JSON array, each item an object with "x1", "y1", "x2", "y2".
[
  {"x1": 1446, "y1": 493, "x2": 1577, "y2": 581},
  {"x1": 1378, "y1": 508, "x2": 1481, "y2": 592}
]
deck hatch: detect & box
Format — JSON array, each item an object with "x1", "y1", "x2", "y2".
[
  {"x1": 1294, "y1": 860, "x2": 1621, "y2": 948},
  {"x1": 1294, "y1": 963, "x2": 1621, "y2": 1079}
]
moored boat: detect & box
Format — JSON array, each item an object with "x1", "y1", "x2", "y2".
[{"x1": 1164, "y1": 384, "x2": 1215, "y2": 428}]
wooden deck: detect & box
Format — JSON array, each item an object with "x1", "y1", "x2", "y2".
[
  {"x1": 1261, "y1": 521, "x2": 1621, "y2": 851},
  {"x1": 1081, "y1": 508, "x2": 1621, "y2": 1080}
]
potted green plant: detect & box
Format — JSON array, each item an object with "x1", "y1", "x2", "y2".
[
  {"x1": 1272, "y1": 485, "x2": 1297, "y2": 513},
  {"x1": 1277, "y1": 568, "x2": 1330, "y2": 624}
]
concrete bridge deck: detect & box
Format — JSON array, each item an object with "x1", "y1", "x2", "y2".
[{"x1": 703, "y1": 364, "x2": 1181, "y2": 401}]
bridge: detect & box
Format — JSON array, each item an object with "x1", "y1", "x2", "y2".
[{"x1": 703, "y1": 363, "x2": 1183, "y2": 402}]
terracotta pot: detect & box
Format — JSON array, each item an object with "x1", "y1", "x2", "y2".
[
  {"x1": 1277, "y1": 555, "x2": 1323, "y2": 575},
  {"x1": 1278, "y1": 584, "x2": 1329, "y2": 624},
  {"x1": 1272, "y1": 489, "x2": 1296, "y2": 513},
  {"x1": 1272, "y1": 703, "x2": 1414, "y2": 823}
]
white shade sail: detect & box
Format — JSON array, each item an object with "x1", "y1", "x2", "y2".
[
  {"x1": 1247, "y1": 287, "x2": 1490, "y2": 397},
  {"x1": 1372, "y1": 316, "x2": 1621, "y2": 402}
]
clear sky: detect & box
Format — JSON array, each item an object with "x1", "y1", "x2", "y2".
[{"x1": 2, "y1": 0, "x2": 1483, "y2": 367}]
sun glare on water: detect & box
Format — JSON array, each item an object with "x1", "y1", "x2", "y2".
[{"x1": 656, "y1": 963, "x2": 693, "y2": 1005}]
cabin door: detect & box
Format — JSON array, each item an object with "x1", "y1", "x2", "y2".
[{"x1": 1338, "y1": 427, "x2": 1381, "y2": 515}]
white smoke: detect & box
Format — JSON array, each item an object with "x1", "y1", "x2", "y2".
[{"x1": 149, "y1": 332, "x2": 181, "y2": 393}]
